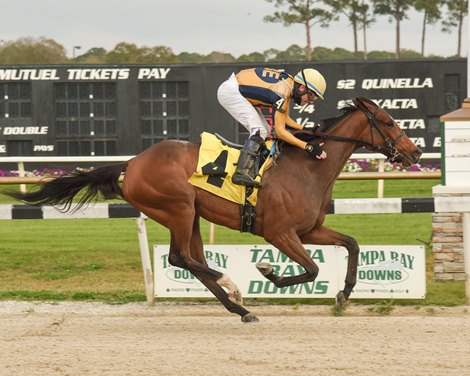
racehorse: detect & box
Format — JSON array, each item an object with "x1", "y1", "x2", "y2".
[{"x1": 6, "y1": 97, "x2": 421, "y2": 322}]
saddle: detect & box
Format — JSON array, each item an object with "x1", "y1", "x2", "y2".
[
  {"x1": 214, "y1": 133, "x2": 274, "y2": 174},
  {"x1": 188, "y1": 132, "x2": 277, "y2": 234}
]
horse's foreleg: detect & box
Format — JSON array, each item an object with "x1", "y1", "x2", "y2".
[
  {"x1": 258, "y1": 231, "x2": 319, "y2": 287},
  {"x1": 300, "y1": 225, "x2": 359, "y2": 305}
]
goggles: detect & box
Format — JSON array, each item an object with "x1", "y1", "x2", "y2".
[{"x1": 301, "y1": 69, "x2": 318, "y2": 101}]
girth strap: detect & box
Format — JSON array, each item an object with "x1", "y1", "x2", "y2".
[{"x1": 239, "y1": 187, "x2": 256, "y2": 234}]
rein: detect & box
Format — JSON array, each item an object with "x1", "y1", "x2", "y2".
[{"x1": 311, "y1": 99, "x2": 406, "y2": 162}]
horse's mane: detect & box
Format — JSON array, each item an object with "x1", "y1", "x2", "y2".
[
  {"x1": 293, "y1": 101, "x2": 358, "y2": 142},
  {"x1": 318, "y1": 102, "x2": 358, "y2": 132}
]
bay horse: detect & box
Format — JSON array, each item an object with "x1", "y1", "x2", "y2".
[{"x1": 6, "y1": 97, "x2": 421, "y2": 322}]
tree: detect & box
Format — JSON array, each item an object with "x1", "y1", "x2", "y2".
[
  {"x1": 441, "y1": 0, "x2": 467, "y2": 57},
  {"x1": 263, "y1": 0, "x2": 336, "y2": 60},
  {"x1": 323, "y1": 0, "x2": 363, "y2": 54},
  {"x1": 311, "y1": 45, "x2": 358, "y2": 59},
  {"x1": 331, "y1": 47, "x2": 360, "y2": 59},
  {"x1": 0, "y1": 37, "x2": 68, "y2": 64},
  {"x1": 75, "y1": 47, "x2": 107, "y2": 64},
  {"x1": 106, "y1": 43, "x2": 178, "y2": 64},
  {"x1": 237, "y1": 52, "x2": 266, "y2": 62},
  {"x1": 400, "y1": 48, "x2": 425, "y2": 58},
  {"x1": 358, "y1": 0, "x2": 376, "y2": 59},
  {"x1": 178, "y1": 52, "x2": 206, "y2": 63},
  {"x1": 145, "y1": 46, "x2": 179, "y2": 64},
  {"x1": 106, "y1": 43, "x2": 147, "y2": 63},
  {"x1": 372, "y1": 0, "x2": 416, "y2": 59},
  {"x1": 414, "y1": 0, "x2": 441, "y2": 56},
  {"x1": 263, "y1": 48, "x2": 281, "y2": 61},
  {"x1": 271, "y1": 44, "x2": 306, "y2": 61},
  {"x1": 203, "y1": 51, "x2": 236, "y2": 63},
  {"x1": 366, "y1": 49, "x2": 395, "y2": 59},
  {"x1": 311, "y1": 46, "x2": 333, "y2": 60}
]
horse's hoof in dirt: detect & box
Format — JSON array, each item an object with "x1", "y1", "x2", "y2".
[
  {"x1": 241, "y1": 313, "x2": 259, "y2": 323},
  {"x1": 229, "y1": 289, "x2": 244, "y2": 305},
  {"x1": 256, "y1": 262, "x2": 273, "y2": 276},
  {"x1": 335, "y1": 291, "x2": 347, "y2": 307}
]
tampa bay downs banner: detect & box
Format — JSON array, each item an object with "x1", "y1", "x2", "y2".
[{"x1": 153, "y1": 245, "x2": 425, "y2": 299}]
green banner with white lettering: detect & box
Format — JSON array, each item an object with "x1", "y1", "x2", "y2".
[{"x1": 153, "y1": 245, "x2": 425, "y2": 299}]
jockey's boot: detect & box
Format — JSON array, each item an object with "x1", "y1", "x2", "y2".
[{"x1": 232, "y1": 135, "x2": 263, "y2": 189}]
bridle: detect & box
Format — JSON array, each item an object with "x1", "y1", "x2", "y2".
[{"x1": 313, "y1": 99, "x2": 406, "y2": 162}]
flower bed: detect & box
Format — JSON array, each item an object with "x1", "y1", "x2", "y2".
[
  {"x1": 343, "y1": 159, "x2": 440, "y2": 173},
  {"x1": 0, "y1": 160, "x2": 441, "y2": 178},
  {"x1": 0, "y1": 168, "x2": 71, "y2": 177}
]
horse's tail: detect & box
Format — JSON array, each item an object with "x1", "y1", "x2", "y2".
[{"x1": 5, "y1": 163, "x2": 127, "y2": 212}]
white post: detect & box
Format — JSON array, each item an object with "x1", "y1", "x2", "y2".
[
  {"x1": 377, "y1": 158, "x2": 384, "y2": 198},
  {"x1": 136, "y1": 217, "x2": 155, "y2": 306},
  {"x1": 467, "y1": 0, "x2": 470, "y2": 96},
  {"x1": 209, "y1": 223, "x2": 215, "y2": 245},
  {"x1": 465, "y1": 0, "x2": 470, "y2": 305},
  {"x1": 18, "y1": 161, "x2": 26, "y2": 193},
  {"x1": 464, "y1": 212, "x2": 470, "y2": 304}
]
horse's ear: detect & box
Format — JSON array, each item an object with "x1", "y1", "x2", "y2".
[
  {"x1": 355, "y1": 97, "x2": 376, "y2": 112},
  {"x1": 358, "y1": 97, "x2": 377, "y2": 108},
  {"x1": 353, "y1": 97, "x2": 367, "y2": 111}
]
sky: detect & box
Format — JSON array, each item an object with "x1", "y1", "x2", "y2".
[{"x1": 1, "y1": 0, "x2": 467, "y2": 59}]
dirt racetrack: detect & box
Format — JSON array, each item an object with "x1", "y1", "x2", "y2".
[{"x1": 0, "y1": 301, "x2": 469, "y2": 376}]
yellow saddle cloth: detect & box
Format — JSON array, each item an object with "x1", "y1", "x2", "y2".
[{"x1": 188, "y1": 132, "x2": 272, "y2": 206}]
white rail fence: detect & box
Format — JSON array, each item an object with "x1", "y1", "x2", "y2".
[
  {"x1": 0, "y1": 153, "x2": 441, "y2": 197},
  {"x1": 1, "y1": 196, "x2": 469, "y2": 305}
]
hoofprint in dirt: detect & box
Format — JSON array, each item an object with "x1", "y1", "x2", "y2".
[{"x1": 0, "y1": 301, "x2": 468, "y2": 376}]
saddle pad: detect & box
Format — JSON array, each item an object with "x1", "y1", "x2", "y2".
[{"x1": 188, "y1": 132, "x2": 271, "y2": 206}]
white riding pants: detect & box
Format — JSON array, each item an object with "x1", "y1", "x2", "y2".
[{"x1": 217, "y1": 73, "x2": 270, "y2": 140}]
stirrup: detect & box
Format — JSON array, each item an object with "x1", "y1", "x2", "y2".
[{"x1": 232, "y1": 172, "x2": 262, "y2": 188}]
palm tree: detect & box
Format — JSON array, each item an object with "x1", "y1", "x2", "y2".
[
  {"x1": 415, "y1": 0, "x2": 441, "y2": 56},
  {"x1": 372, "y1": 0, "x2": 416, "y2": 59},
  {"x1": 359, "y1": 0, "x2": 376, "y2": 59},
  {"x1": 441, "y1": 0, "x2": 467, "y2": 57},
  {"x1": 263, "y1": 0, "x2": 336, "y2": 60}
]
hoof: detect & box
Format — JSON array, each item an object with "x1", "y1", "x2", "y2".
[
  {"x1": 241, "y1": 313, "x2": 259, "y2": 323},
  {"x1": 335, "y1": 291, "x2": 347, "y2": 307},
  {"x1": 256, "y1": 262, "x2": 273, "y2": 276}
]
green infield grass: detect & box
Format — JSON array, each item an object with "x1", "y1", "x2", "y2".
[{"x1": 0, "y1": 178, "x2": 465, "y2": 306}]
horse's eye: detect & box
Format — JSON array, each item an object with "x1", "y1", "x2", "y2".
[{"x1": 386, "y1": 120, "x2": 394, "y2": 128}]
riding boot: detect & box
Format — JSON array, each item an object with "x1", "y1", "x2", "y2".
[{"x1": 232, "y1": 136, "x2": 263, "y2": 188}]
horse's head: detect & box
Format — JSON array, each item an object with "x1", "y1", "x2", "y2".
[{"x1": 350, "y1": 97, "x2": 422, "y2": 166}]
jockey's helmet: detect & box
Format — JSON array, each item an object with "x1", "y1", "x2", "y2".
[{"x1": 293, "y1": 69, "x2": 326, "y2": 100}]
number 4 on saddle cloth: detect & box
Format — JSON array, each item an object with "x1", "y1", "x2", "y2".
[{"x1": 188, "y1": 132, "x2": 274, "y2": 207}]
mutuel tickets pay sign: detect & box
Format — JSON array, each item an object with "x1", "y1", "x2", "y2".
[{"x1": 153, "y1": 245, "x2": 426, "y2": 299}]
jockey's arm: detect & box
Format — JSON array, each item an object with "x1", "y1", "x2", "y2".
[
  {"x1": 274, "y1": 111, "x2": 307, "y2": 150},
  {"x1": 285, "y1": 114, "x2": 304, "y2": 130}
]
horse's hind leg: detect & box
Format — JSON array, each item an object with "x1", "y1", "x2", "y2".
[
  {"x1": 190, "y1": 216, "x2": 244, "y2": 304},
  {"x1": 189, "y1": 216, "x2": 258, "y2": 322},
  {"x1": 167, "y1": 211, "x2": 257, "y2": 322},
  {"x1": 300, "y1": 225, "x2": 359, "y2": 306}
]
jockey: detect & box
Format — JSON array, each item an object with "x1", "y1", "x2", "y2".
[{"x1": 217, "y1": 67, "x2": 328, "y2": 188}]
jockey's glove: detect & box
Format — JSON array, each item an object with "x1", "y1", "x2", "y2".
[{"x1": 305, "y1": 142, "x2": 323, "y2": 157}]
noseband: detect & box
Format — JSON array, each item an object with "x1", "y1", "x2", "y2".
[
  {"x1": 360, "y1": 104, "x2": 405, "y2": 162},
  {"x1": 314, "y1": 100, "x2": 406, "y2": 162}
]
